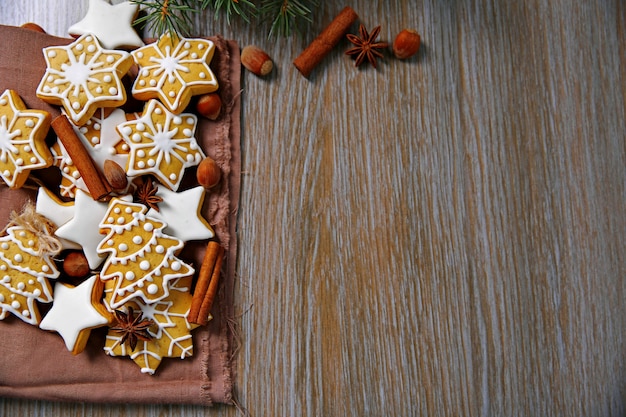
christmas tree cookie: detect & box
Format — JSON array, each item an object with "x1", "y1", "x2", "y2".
[
  {"x1": 0, "y1": 224, "x2": 59, "y2": 325},
  {"x1": 97, "y1": 198, "x2": 194, "y2": 309}
]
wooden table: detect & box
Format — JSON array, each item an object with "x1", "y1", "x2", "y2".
[{"x1": 1, "y1": 1, "x2": 625, "y2": 415}]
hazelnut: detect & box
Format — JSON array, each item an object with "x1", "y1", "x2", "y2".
[
  {"x1": 103, "y1": 159, "x2": 128, "y2": 191},
  {"x1": 196, "y1": 93, "x2": 222, "y2": 120},
  {"x1": 63, "y1": 251, "x2": 90, "y2": 279},
  {"x1": 241, "y1": 45, "x2": 273, "y2": 77},
  {"x1": 21, "y1": 22, "x2": 46, "y2": 33},
  {"x1": 392, "y1": 29, "x2": 421, "y2": 59},
  {"x1": 196, "y1": 156, "x2": 222, "y2": 189}
]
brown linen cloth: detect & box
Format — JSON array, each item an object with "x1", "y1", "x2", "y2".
[{"x1": 0, "y1": 25, "x2": 241, "y2": 406}]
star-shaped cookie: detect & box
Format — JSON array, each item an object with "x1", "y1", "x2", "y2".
[
  {"x1": 36, "y1": 33, "x2": 133, "y2": 126},
  {"x1": 117, "y1": 99, "x2": 204, "y2": 190},
  {"x1": 68, "y1": 0, "x2": 144, "y2": 50},
  {"x1": 147, "y1": 185, "x2": 214, "y2": 242},
  {"x1": 40, "y1": 275, "x2": 112, "y2": 355},
  {"x1": 0, "y1": 90, "x2": 52, "y2": 188},
  {"x1": 54, "y1": 189, "x2": 111, "y2": 269},
  {"x1": 131, "y1": 33, "x2": 219, "y2": 113}
]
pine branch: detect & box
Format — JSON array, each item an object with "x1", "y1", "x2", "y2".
[
  {"x1": 131, "y1": 0, "x2": 318, "y2": 38},
  {"x1": 205, "y1": 0, "x2": 257, "y2": 24},
  {"x1": 132, "y1": 0, "x2": 207, "y2": 36},
  {"x1": 259, "y1": 0, "x2": 318, "y2": 38}
]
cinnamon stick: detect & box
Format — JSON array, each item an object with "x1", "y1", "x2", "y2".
[
  {"x1": 293, "y1": 6, "x2": 358, "y2": 77},
  {"x1": 51, "y1": 114, "x2": 111, "y2": 200},
  {"x1": 189, "y1": 241, "x2": 225, "y2": 325}
]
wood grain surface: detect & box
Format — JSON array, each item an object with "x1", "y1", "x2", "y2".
[{"x1": 1, "y1": 0, "x2": 626, "y2": 416}]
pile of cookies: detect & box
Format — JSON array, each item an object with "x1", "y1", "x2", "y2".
[{"x1": 0, "y1": 10, "x2": 225, "y2": 375}]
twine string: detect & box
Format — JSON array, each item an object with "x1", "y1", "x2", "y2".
[{"x1": 2, "y1": 202, "x2": 62, "y2": 257}]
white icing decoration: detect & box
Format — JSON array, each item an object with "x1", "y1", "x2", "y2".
[
  {"x1": 55, "y1": 190, "x2": 121, "y2": 269},
  {"x1": 146, "y1": 185, "x2": 214, "y2": 242},
  {"x1": 67, "y1": 0, "x2": 145, "y2": 49},
  {"x1": 39, "y1": 276, "x2": 110, "y2": 353}
]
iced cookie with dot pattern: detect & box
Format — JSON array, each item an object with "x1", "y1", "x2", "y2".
[
  {"x1": 0, "y1": 225, "x2": 59, "y2": 325},
  {"x1": 0, "y1": 90, "x2": 52, "y2": 188},
  {"x1": 117, "y1": 99, "x2": 204, "y2": 191},
  {"x1": 97, "y1": 198, "x2": 194, "y2": 309},
  {"x1": 131, "y1": 33, "x2": 218, "y2": 114},
  {"x1": 36, "y1": 33, "x2": 132, "y2": 126}
]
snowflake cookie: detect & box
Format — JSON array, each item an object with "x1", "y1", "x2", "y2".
[
  {"x1": 103, "y1": 276, "x2": 198, "y2": 375},
  {"x1": 0, "y1": 225, "x2": 59, "y2": 325},
  {"x1": 97, "y1": 198, "x2": 194, "y2": 309},
  {"x1": 0, "y1": 90, "x2": 52, "y2": 188},
  {"x1": 131, "y1": 33, "x2": 219, "y2": 114},
  {"x1": 117, "y1": 99, "x2": 205, "y2": 190},
  {"x1": 36, "y1": 33, "x2": 133, "y2": 126}
]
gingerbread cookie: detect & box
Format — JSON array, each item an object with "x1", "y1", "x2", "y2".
[
  {"x1": 0, "y1": 90, "x2": 52, "y2": 188},
  {"x1": 117, "y1": 99, "x2": 204, "y2": 190},
  {"x1": 131, "y1": 33, "x2": 219, "y2": 114},
  {"x1": 36, "y1": 33, "x2": 133, "y2": 126},
  {"x1": 0, "y1": 225, "x2": 59, "y2": 325},
  {"x1": 146, "y1": 184, "x2": 214, "y2": 242},
  {"x1": 103, "y1": 275, "x2": 198, "y2": 375},
  {"x1": 68, "y1": 0, "x2": 144, "y2": 50},
  {"x1": 54, "y1": 189, "x2": 116, "y2": 269},
  {"x1": 39, "y1": 275, "x2": 112, "y2": 355},
  {"x1": 97, "y1": 198, "x2": 194, "y2": 309}
]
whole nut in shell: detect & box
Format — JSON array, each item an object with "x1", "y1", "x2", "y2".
[
  {"x1": 63, "y1": 251, "x2": 90, "y2": 278},
  {"x1": 392, "y1": 29, "x2": 421, "y2": 59},
  {"x1": 103, "y1": 159, "x2": 128, "y2": 191},
  {"x1": 241, "y1": 45, "x2": 273, "y2": 76},
  {"x1": 196, "y1": 93, "x2": 222, "y2": 120},
  {"x1": 196, "y1": 156, "x2": 222, "y2": 189}
]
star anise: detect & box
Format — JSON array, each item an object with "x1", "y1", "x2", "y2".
[
  {"x1": 110, "y1": 307, "x2": 154, "y2": 351},
  {"x1": 346, "y1": 24, "x2": 389, "y2": 68},
  {"x1": 134, "y1": 177, "x2": 163, "y2": 212}
]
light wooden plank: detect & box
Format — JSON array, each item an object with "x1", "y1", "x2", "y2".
[{"x1": 1, "y1": 0, "x2": 625, "y2": 415}]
